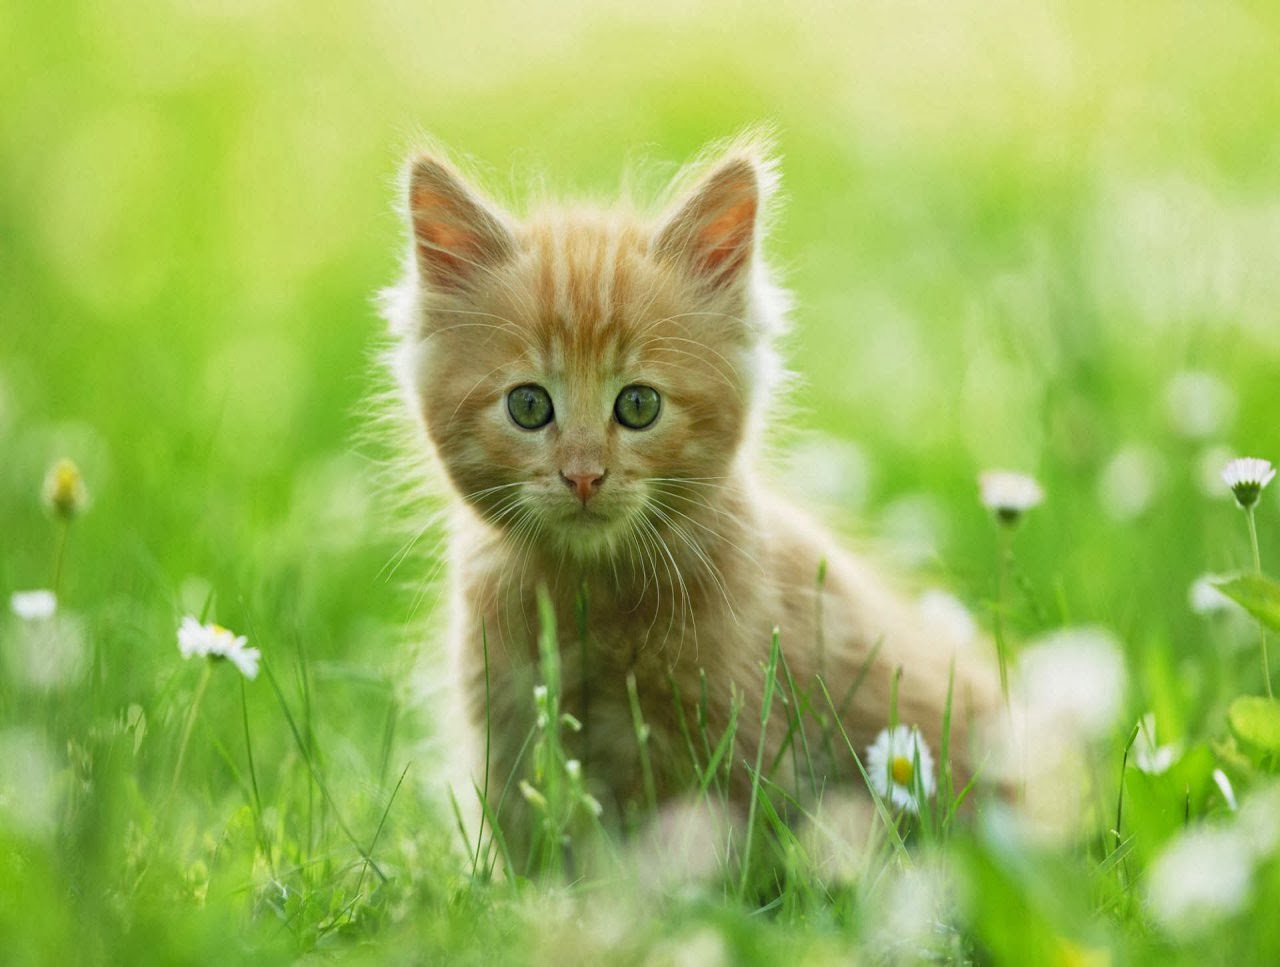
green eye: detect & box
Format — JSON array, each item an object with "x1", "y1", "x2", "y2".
[
  {"x1": 614, "y1": 384, "x2": 661, "y2": 430},
  {"x1": 507, "y1": 384, "x2": 554, "y2": 429}
]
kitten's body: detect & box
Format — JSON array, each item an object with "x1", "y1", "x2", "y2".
[{"x1": 385, "y1": 139, "x2": 997, "y2": 848}]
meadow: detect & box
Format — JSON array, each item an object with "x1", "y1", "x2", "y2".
[{"x1": 4, "y1": 0, "x2": 1280, "y2": 962}]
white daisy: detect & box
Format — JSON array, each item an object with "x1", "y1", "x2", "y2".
[
  {"x1": 978, "y1": 470, "x2": 1044, "y2": 524},
  {"x1": 176, "y1": 616, "x2": 260, "y2": 680},
  {"x1": 865, "y1": 725, "x2": 935, "y2": 813},
  {"x1": 10, "y1": 589, "x2": 57, "y2": 622},
  {"x1": 1132, "y1": 713, "x2": 1179, "y2": 775},
  {"x1": 1222, "y1": 457, "x2": 1275, "y2": 509}
]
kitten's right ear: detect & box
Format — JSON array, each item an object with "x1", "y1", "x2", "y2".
[{"x1": 406, "y1": 156, "x2": 515, "y2": 292}]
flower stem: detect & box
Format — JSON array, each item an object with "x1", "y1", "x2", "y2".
[
  {"x1": 1246, "y1": 507, "x2": 1272, "y2": 698},
  {"x1": 51, "y1": 519, "x2": 70, "y2": 596},
  {"x1": 169, "y1": 661, "x2": 213, "y2": 803},
  {"x1": 993, "y1": 525, "x2": 1012, "y2": 705}
]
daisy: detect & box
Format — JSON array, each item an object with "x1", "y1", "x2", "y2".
[
  {"x1": 978, "y1": 470, "x2": 1044, "y2": 524},
  {"x1": 1222, "y1": 457, "x2": 1275, "y2": 509},
  {"x1": 10, "y1": 589, "x2": 57, "y2": 622},
  {"x1": 865, "y1": 725, "x2": 935, "y2": 813},
  {"x1": 177, "y1": 616, "x2": 260, "y2": 680}
]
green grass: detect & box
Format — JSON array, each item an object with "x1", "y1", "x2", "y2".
[{"x1": 5, "y1": 0, "x2": 1280, "y2": 961}]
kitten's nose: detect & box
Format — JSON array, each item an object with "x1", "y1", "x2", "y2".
[{"x1": 560, "y1": 469, "x2": 605, "y2": 506}]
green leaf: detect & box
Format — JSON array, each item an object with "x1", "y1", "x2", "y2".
[
  {"x1": 1228, "y1": 695, "x2": 1280, "y2": 755},
  {"x1": 1215, "y1": 574, "x2": 1280, "y2": 631}
]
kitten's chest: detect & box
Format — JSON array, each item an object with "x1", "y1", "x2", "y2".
[{"x1": 490, "y1": 570, "x2": 727, "y2": 673}]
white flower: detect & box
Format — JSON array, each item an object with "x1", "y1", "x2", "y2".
[
  {"x1": 177, "y1": 616, "x2": 260, "y2": 679},
  {"x1": 1131, "y1": 713, "x2": 1179, "y2": 775},
  {"x1": 10, "y1": 590, "x2": 57, "y2": 622},
  {"x1": 978, "y1": 470, "x2": 1043, "y2": 523},
  {"x1": 1016, "y1": 627, "x2": 1127, "y2": 740},
  {"x1": 1189, "y1": 573, "x2": 1244, "y2": 616},
  {"x1": 865, "y1": 725, "x2": 935, "y2": 813},
  {"x1": 1146, "y1": 824, "x2": 1253, "y2": 936},
  {"x1": 1222, "y1": 457, "x2": 1275, "y2": 509},
  {"x1": 1164, "y1": 371, "x2": 1235, "y2": 440}
]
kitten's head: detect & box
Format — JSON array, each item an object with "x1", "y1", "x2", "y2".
[{"x1": 385, "y1": 138, "x2": 787, "y2": 558}]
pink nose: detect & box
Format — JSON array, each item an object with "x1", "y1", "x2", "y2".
[{"x1": 560, "y1": 470, "x2": 605, "y2": 505}]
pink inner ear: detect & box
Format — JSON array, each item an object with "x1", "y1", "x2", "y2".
[
  {"x1": 411, "y1": 187, "x2": 483, "y2": 285},
  {"x1": 696, "y1": 194, "x2": 757, "y2": 282}
]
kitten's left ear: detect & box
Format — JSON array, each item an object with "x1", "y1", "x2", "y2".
[
  {"x1": 406, "y1": 156, "x2": 516, "y2": 293},
  {"x1": 652, "y1": 153, "x2": 769, "y2": 293}
]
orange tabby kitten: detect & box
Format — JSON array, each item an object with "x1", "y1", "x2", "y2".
[{"x1": 384, "y1": 136, "x2": 998, "y2": 853}]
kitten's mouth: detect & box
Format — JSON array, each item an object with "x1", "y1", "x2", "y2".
[
  {"x1": 553, "y1": 501, "x2": 633, "y2": 536},
  {"x1": 540, "y1": 503, "x2": 631, "y2": 556},
  {"x1": 563, "y1": 506, "x2": 613, "y2": 525}
]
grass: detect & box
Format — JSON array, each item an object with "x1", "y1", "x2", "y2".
[{"x1": 5, "y1": 0, "x2": 1280, "y2": 961}]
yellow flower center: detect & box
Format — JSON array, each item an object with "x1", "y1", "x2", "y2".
[
  {"x1": 44, "y1": 458, "x2": 87, "y2": 518},
  {"x1": 212, "y1": 624, "x2": 228, "y2": 635},
  {"x1": 891, "y1": 756, "x2": 914, "y2": 786}
]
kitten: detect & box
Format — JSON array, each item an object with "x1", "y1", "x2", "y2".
[{"x1": 383, "y1": 136, "x2": 999, "y2": 858}]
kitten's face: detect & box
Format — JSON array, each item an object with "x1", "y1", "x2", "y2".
[{"x1": 396, "y1": 151, "x2": 769, "y2": 558}]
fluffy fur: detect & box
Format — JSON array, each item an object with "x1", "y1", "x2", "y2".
[{"x1": 382, "y1": 136, "x2": 998, "y2": 852}]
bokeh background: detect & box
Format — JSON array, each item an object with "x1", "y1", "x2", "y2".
[
  {"x1": 7, "y1": 0, "x2": 1280, "y2": 701},
  {"x1": 4, "y1": 0, "x2": 1280, "y2": 959}
]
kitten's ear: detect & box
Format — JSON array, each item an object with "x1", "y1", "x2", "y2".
[
  {"x1": 407, "y1": 156, "x2": 515, "y2": 292},
  {"x1": 652, "y1": 154, "x2": 766, "y2": 292}
]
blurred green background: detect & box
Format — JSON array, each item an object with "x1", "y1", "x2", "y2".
[
  {"x1": 4, "y1": 0, "x2": 1280, "y2": 959},
  {"x1": 6, "y1": 0, "x2": 1280, "y2": 680}
]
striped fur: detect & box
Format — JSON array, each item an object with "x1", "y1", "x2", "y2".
[{"x1": 382, "y1": 138, "x2": 999, "y2": 856}]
